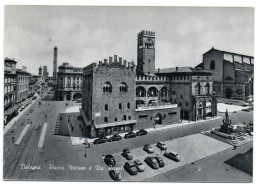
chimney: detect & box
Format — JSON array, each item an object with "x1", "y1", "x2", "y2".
[
  {"x1": 109, "y1": 56, "x2": 112, "y2": 64},
  {"x1": 158, "y1": 68, "x2": 160, "y2": 73},
  {"x1": 119, "y1": 57, "x2": 122, "y2": 64},
  {"x1": 123, "y1": 60, "x2": 127, "y2": 67},
  {"x1": 176, "y1": 67, "x2": 178, "y2": 71}
]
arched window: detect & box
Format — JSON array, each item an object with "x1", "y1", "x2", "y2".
[
  {"x1": 119, "y1": 82, "x2": 128, "y2": 92},
  {"x1": 136, "y1": 86, "x2": 146, "y2": 97},
  {"x1": 195, "y1": 83, "x2": 201, "y2": 95},
  {"x1": 205, "y1": 83, "x2": 210, "y2": 95},
  {"x1": 210, "y1": 60, "x2": 215, "y2": 70},
  {"x1": 160, "y1": 87, "x2": 168, "y2": 97},
  {"x1": 103, "y1": 82, "x2": 112, "y2": 93},
  {"x1": 127, "y1": 102, "x2": 130, "y2": 109},
  {"x1": 148, "y1": 87, "x2": 158, "y2": 97},
  {"x1": 123, "y1": 115, "x2": 127, "y2": 121},
  {"x1": 104, "y1": 117, "x2": 108, "y2": 123}
]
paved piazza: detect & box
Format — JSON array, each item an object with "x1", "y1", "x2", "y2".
[{"x1": 3, "y1": 93, "x2": 253, "y2": 182}]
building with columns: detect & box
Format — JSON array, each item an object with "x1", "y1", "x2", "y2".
[
  {"x1": 196, "y1": 48, "x2": 254, "y2": 99},
  {"x1": 56, "y1": 62, "x2": 83, "y2": 101}
]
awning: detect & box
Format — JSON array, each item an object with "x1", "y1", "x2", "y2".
[
  {"x1": 4, "y1": 104, "x2": 21, "y2": 116},
  {"x1": 94, "y1": 120, "x2": 137, "y2": 129}
]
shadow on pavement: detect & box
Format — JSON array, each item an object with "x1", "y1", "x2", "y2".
[{"x1": 224, "y1": 148, "x2": 253, "y2": 176}]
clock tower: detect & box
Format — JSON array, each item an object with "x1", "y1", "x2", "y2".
[{"x1": 137, "y1": 30, "x2": 155, "y2": 75}]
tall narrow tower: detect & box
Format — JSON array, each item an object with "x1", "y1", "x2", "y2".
[
  {"x1": 53, "y1": 46, "x2": 58, "y2": 81},
  {"x1": 137, "y1": 30, "x2": 155, "y2": 74},
  {"x1": 39, "y1": 65, "x2": 42, "y2": 76}
]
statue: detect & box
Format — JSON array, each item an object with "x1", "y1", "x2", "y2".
[{"x1": 220, "y1": 109, "x2": 233, "y2": 134}]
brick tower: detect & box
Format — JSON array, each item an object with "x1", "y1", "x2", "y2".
[
  {"x1": 53, "y1": 46, "x2": 58, "y2": 81},
  {"x1": 137, "y1": 30, "x2": 155, "y2": 75}
]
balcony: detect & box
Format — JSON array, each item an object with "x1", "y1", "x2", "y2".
[{"x1": 136, "y1": 103, "x2": 178, "y2": 111}]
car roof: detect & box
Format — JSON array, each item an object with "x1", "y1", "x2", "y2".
[
  {"x1": 127, "y1": 161, "x2": 135, "y2": 166},
  {"x1": 134, "y1": 159, "x2": 142, "y2": 163}
]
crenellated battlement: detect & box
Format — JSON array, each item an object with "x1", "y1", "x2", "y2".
[
  {"x1": 138, "y1": 30, "x2": 155, "y2": 37},
  {"x1": 135, "y1": 75, "x2": 169, "y2": 82},
  {"x1": 83, "y1": 55, "x2": 136, "y2": 75}
]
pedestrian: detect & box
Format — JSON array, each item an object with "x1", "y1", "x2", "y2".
[
  {"x1": 72, "y1": 126, "x2": 74, "y2": 132},
  {"x1": 233, "y1": 144, "x2": 237, "y2": 150}
]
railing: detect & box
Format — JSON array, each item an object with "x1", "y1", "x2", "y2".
[{"x1": 136, "y1": 103, "x2": 178, "y2": 111}]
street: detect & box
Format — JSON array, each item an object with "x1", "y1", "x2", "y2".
[{"x1": 3, "y1": 94, "x2": 253, "y2": 182}]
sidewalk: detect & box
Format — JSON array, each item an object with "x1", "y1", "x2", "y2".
[
  {"x1": 70, "y1": 116, "x2": 223, "y2": 145},
  {"x1": 4, "y1": 92, "x2": 47, "y2": 135}
]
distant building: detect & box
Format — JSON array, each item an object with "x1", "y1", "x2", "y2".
[
  {"x1": 196, "y1": 48, "x2": 254, "y2": 99},
  {"x1": 22, "y1": 66, "x2": 27, "y2": 72},
  {"x1": 16, "y1": 69, "x2": 30, "y2": 103},
  {"x1": 56, "y1": 62, "x2": 83, "y2": 101},
  {"x1": 4, "y1": 58, "x2": 18, "y2": 124},
  {"x1": 43, "y1": 65, "x2": 49, "y2": 78},
  {"x1": 39, "y1": 65, "x2": 42, "y2": 76},
  {"x1": 53, "y1": 46, "x2": 58, "y2": 81}
]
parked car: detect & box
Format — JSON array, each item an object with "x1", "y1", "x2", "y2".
[
  {"x1": 104, "y1": 154, "x2": 116, "y2": 166},
  {"x1": 134, "y1": 159, "x2": 145, "y2": 172},
  {"x1": 124, "y1": 161, "x2": 138, "y2": 175},
  {"x1": 144, "y1": 156, "x2": 159, "y2": 169},
  {"x1": 143, "y1": 144, "x2": 154, "y2": 153},
  {"x1": 93, "y1": 137, "x2": 107, "y2": 144},
  {"x1": 164, "y1": 151, "x2": 181, "y2": 162},
  {"x1": 156, "y1": 142, "x2": 167, "y2": 150},
  {"x1": 155, "y1": 156, "x2": 165, "y2": 167},
  {"x1": 107, "y1": 134, "x2": 122, "y2": 142},
  {"x1": 109, "y1": 169, "x2": 121, "y2": 181},
  {"x1": 242, "y1": 108, "x2": 251, "y2": 112},
  {"x1": 136, "y1": 129, "x2": 148, "y2": 136},
  {"x1": 124, "y1": 131, "x2": 136, "y2": 139},
  {"x1": 122, "y1": 148, "x2": 133, "y2": 160}
]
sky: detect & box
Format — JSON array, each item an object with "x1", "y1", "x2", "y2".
[{"x1": 4, "y1": 6, "x2": 254, "y2": 76}]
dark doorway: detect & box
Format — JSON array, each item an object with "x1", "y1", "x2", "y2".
[
  {"x1": 66, "y1": 93, "x2": 71, "y2": 101},
  {"x1": 225, "y1": 88, "x2": 233, "y2": 98},
  {"x1": 73, "y1": 93, "x2": 82, "y2": 100}
]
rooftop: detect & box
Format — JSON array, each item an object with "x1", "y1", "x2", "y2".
[
  {"x1": 204, "y1": 47, "x2": 254, "y2": 58},
  {"x1": 157, "y1": 66, "x2": 213, "y2": 74}
]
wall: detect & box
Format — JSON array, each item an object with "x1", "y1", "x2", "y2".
[
  {"x1": 203, "y1": 49, "x2": 224, "y2": 82},
  {"x1": 136, "y1": 107, "x2": 180, "y2": 129},
  {"x1": 223, "y1": 61, "x2": 235, "y2": 83}
]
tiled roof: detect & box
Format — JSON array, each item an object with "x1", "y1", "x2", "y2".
[{"x1": 158, "y1": 66, "x2": 212, "y2": 74}]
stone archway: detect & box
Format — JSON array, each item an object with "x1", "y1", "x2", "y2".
[
  {"x1": 225, "y1": 88, "x2": 233, "y2": 98},
  {"x1": 73, "y1": 93, "x2": 82, "y2": 100}
]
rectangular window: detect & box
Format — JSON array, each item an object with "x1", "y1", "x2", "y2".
[
  {"x1": 119, "y1": 103, "x2": 122, "y2": 109},
  {"x1": 168, "y1": 112, "x2": 177, "y2": 115},
  {"x1": 115, "y1": 118, "x2": 117, "y2": 122},
  {"x1": 120, "y1": 126, "x2": 124, "y2": 131},
  {"x1": 113, "y1": 127, "x2": 117, "y2": 131}
]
